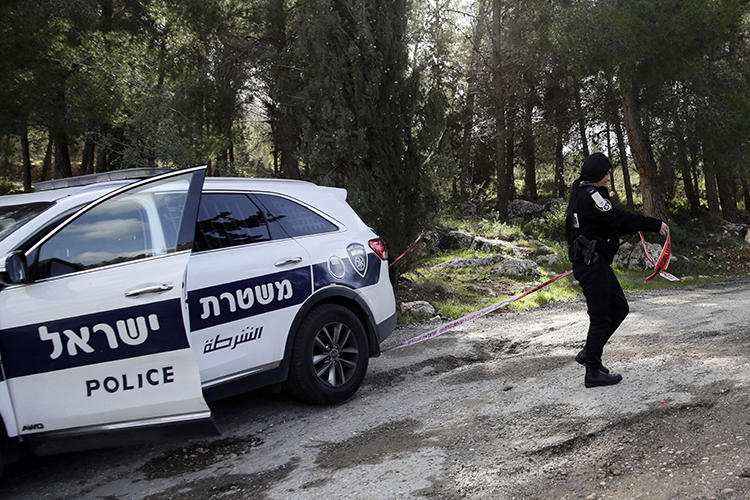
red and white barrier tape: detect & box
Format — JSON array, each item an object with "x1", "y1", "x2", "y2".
[
  {"x1": 389, "y1": 232, "x2": 424, "y2": 268},
  {"x1": 385, "y1": 231, "x2": 680, "y2": 352},
  {"x1": 383, "y1": 269, "x2": 573, "y2": 351},
  {"x1": 639, "y1": 231, "x2": 680, "y2": 282}
]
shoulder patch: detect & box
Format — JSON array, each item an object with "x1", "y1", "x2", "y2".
[{"x1": 590, "y1": 191, "x2": 612, "y2": 212}]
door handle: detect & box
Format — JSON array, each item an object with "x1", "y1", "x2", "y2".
[
  {"x1": 274, "y1": 256, "x2": 303, "y2": 267},
  {"x1": 124, "y1": 283, "x2": 174, "y2": 297}
]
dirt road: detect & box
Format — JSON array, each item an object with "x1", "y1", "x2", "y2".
[{"x1": 2, "y1": 277, "x2": 749, "y2": 499}]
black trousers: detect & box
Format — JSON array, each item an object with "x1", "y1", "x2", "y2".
[{"x1": 572, "y1": 257, "x2": 629, "y2": 369}]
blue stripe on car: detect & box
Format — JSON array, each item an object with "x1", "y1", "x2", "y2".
[
  {"x1": 0, "y1": 299, "x2": 188, "y2": 379},
  {"x1": 187, "y1": 266, "x2": 312, "y2": 331}
]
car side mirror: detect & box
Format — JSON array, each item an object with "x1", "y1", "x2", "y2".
[{"x1": 5, "y1": 251, "x2": 29, "y2": 284}]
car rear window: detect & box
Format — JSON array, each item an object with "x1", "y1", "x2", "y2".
[
  {"x1": 253, "y1": 193, "x2": 338, "y2": 237},
  {"x1": 0, "y1": 202, "x2": 54, "y2": 242},
  {"x1": 194, "y1": 193, "x2": 270, "y2": 252}
]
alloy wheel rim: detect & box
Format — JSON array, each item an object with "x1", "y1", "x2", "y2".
[{"x1": 312, "y1": 321, "x2": 359, "y2": 387}]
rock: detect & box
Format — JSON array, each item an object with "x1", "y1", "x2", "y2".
[
  {"x1": 529, "y1": 239, "x2": 552, "y2": 254},
  {"x1": 613, "y1": 241, "x2": 665, "y2": 270},
  {"x1": 507, "y1": 199, "x2": 545, "y2": 219},
  {"x1": 467, "y1": 284, "x2": 497, "y2": 296},
  {"x1": 533, "y1": 253, "x2": 559, "y2": 266},
  {"x1": 441, "y1": 229, "x2": 474, "y2": 250},
  {"x1": 746, "y1": 229, "x2": 750, "y2": 244},
  {"x1": 491, "y1": 258, "x2": 541, "y2": 279},
  {"x1": 472, "y1": 236, "x2": 525, "y2": 256},
  {"x1": 721, "y1": 222, "x2": 748, "y2": 235},
  {"x1": 435, "y1": 254, "x2": 504, "y2": 269},
  {"x1": 414, "y1": 229, "x2": 441, "y2": 257},
  {"x1": 399, "y1": 301, "x2": 436, "y2": 320}
]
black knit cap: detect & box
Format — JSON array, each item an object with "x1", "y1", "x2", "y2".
[{"x1": 580, "y1": 152, "x2": 612, "y2": 182}]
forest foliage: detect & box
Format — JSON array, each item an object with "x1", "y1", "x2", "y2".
[{"x1": 1, "y1": 0, "x2": 749, "y2": 264}]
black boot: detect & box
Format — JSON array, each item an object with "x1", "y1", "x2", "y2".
[
  {"x1": 584, "y1": 366, "x2": 622, "y2": 388},
  {"x1": 576, "y1": 349, "x2": 610, "y2": 374}
]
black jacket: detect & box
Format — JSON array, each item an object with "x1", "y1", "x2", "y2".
[{"x1": 566, "y1": 182, "x2": 662, "y2": 263}]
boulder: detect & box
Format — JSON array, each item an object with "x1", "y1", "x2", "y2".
[
  {"x1": 435, "y1": 254, "x2": 504, "y2": 269},
  {"x1": 400, "y1": 300, "x2": 436, "y2": 320},
  {"x1": 529, "y1": 239, "x2": 552, "y2": 254},
  {"x1": 467, "y1": 284, "x2": 497, "y2": 297},
  {"x1": 472, "y1": 236, "x2": 526, "y2": 256},
  {"x1": 414, "y1": 229, "x2": 441, "y2": 257},
  {"x1": 507, "y1": 199, "x2": 545, "y2": 219},
  {"x1": 441, "y1": 229, "x2": 474, "y2": 250},
  {"x1": 491, "y1": 258, "x2": 541, "y2": 279},
  {"x1": 613, "y1": 241, "x2": 664, "y2": 270},
  {"x1": 721, "y1": 222, "x2": 750, "y2": 241},
  {"x1": 533, "y1": 253, "x2": 560, "y2": 267}
]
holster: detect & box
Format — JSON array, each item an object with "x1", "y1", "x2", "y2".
[{"x1": 570, "y1": 235, "x2": 598, "y2": 265}]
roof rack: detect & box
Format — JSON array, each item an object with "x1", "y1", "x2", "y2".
[{"x1": 34, "y1": 168, "x2": 171, "y2": 192}]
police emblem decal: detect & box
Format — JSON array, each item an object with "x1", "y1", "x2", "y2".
[
  {"x1": 346, "y1": 243, "x2": 368, "y2": 278},
  {"x1": 591, "y1": 191, "x2": 612, "y2": 212},
  {"x1": 327, "y1": 256, "x2": 346, "y2": 279}
]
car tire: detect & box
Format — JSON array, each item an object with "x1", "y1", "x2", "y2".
[{"x1": 286, "y1": 304, "x2": 369, "y2": 404}]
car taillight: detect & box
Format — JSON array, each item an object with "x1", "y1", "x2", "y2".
[{"x1": 368, "y1": 238, "x2": 388, "y2": 260}]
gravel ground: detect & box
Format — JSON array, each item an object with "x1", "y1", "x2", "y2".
[{"x1": 1, "y1": 277, "x2": 749, "y2": 499}]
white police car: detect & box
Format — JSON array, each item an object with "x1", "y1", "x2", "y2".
[{"x1": 0, "y1": 167, "x2": 396, "y2": 467}]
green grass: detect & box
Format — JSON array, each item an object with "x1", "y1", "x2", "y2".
[{"x1": 439, "y1": 216, "x2": 525, "y2": 240}]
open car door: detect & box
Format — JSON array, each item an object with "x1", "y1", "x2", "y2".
[{"x1": 0, "y1": 167, "x2": 215, "y2": 455}]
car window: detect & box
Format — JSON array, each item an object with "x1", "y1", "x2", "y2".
[
  {"x1": 253, "y1": 193, "x2": 338, "y2": 237},
  {"x1": 194, "y1": 193, "x2": 270, "y2": 252},
  {"x1": 35, "y1": 176, "x2": 192, "y2": 279},
  {"x1": 0, "y1": 202, "x2": 53, "y2": 242}
]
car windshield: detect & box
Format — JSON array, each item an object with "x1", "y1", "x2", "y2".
[{"x1": 0, "y1": 202, "x2": 54, "y2": 242}]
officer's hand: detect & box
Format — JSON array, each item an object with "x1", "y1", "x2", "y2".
[{"x1": 660, "y1": 222, "x2": 669, "y2": 236}]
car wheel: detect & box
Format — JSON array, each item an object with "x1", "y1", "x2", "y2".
[{"x1": 286, "y1": 304, "x2": 369, "y2": 404}]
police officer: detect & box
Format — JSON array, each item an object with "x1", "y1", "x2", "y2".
[{"x1": 566, "y1": 153, "x2": 668, "y2": 388}]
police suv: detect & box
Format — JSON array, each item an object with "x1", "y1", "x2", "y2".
[{"x1": 0, "y1": 167, "x2": 396, "y2": 468}]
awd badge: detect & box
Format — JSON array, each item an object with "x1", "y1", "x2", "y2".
[{"x1": 346, "y1": 243, "x2": 368, "y2": 278}]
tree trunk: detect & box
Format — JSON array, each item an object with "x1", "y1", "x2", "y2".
[
  {"x1": 606, "y1": 80, "x2": 632, "y2": 208},
  {"x1": 94, "y1": 145, "x2": 107, "y2": 173},
  {"x1": 702, "y1": 146, "x2": 720, "y2": 216},
  {"x1": 80, "y1": 137, "x2": 95, "y2": 175},
  {"x1": 505, "y1": 103, "x2": 516, "y2": 200},
  {"x1": 621, "y1": 85, "x2": 667, "y2": 220},
  {"x1": 41, "y1": 131, "x2": 53, "y2": 181},
  {"x1": 715, "y1": 166, "x2": 739, "y2": 221},
  {"x1": 521, "y1": 88, "x2": 536, "y2": 199},
  {"x1": 674, "y1": 126, "x2": 700, "y2": 216},
  {"x1": 740, "y1": 170, "x2": 750, "y2": 213},
  {"x1": 660, "y1": 156, "x2": 676, "y2": 201},
  {"x1": 53, "y1": 130, "x2": 73, "y2": 179},
  {"x1": 688, "y1": 136, "x2": 701, "y2": 205},
  {"x1": 555, "y1": 120, "x2": 565, "y2": 198},
  {"x1": 612, "y1": 116, "x2": 633, "y2": 209},
  {"x1": 492, "y1": 0, "x2": 509, "y2": 217},
  {"x1": 459, "y1": 0, "x2": 488, "y2": 201},
  {"x1": 268, "y1": 0, "x2": 300, "y2": 180},
  {"x1": 20, "y1": 128, "x2": 32, "y2": 192},
  {"x1": 278, "y1": 118, "x2": 300, "y2": 179},
  {"x1": 605, "y1": 120, "x2": 617, "y2": 194},
  {"x1": 573, "y1": 78, "x2": 589, "y2": 159}
]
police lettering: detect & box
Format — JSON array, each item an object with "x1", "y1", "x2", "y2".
[{"x1": 85, "y1": 366, "x2": 174, "y2": 397}]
